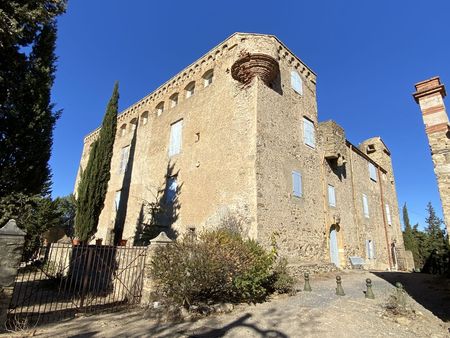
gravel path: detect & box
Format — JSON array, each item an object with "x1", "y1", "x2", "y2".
[{"x1": 3, "y1": 271, "x2": 449, "y2": 337}]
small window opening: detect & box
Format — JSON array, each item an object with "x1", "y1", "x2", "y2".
[{"x1": 185, "y1": 82, "x2": 195, "y2": 98}]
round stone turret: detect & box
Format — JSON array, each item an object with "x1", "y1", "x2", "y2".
[{"x1": 231, "y1": 53, "x2": 279, "y2": 87}]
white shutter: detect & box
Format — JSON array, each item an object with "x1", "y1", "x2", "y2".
[
  {"x1": 119, "y1": 146, "x2": 130, "y2": 174},
  {"x1": 169, "y1": 120, "x2": 183, "y2": 156},
  {"x1": 328, "y1": 185, "x2": 336, "y2": 207},
  {"x1": 303, "y1": 118, "x2": 315, "y2": 148},
  {"x1": 292, "y1": 171, "x2": 302, "y2": 197},
  {"x1": 385, "y1": 204, "x2": 392, "y2": 225},
  {"x1": 114, "y1": 191, "x2": 121, "y2": 211},
  {"x1": 369, "y1": 163, "x2": 377, "y2": 181},
  {"x1": 362, "y1": 194, "x2": 369, "y2": 218},
  {"x1": 291, "y1": 70, "x2": 303, "y2": 95}
]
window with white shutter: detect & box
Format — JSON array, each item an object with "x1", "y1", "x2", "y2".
[
  {"x1": 368, "y1": 162, "x2": 377, "y2": 181},
  {"x1": 303, "y1": 117, "x2": 315, "y2": 148},
  {"x1": 119, "y1": 146, "x2": 130, "y2": 174},
  {"x1": 385, "y1": 204, "x2": 392, "y2": 225},
  {"x1": 291, "y1": 70, "x2": 303, "y2": 95},
  {"x1": 362, "y1": 194, "x2": 369, "y2": 218},
  {"x1": 366, "y1": 240, "x2": 376, "y2": 259},
  {"x1": 114, "y1": 190, "x2": 121, "y2": 211},
  {"x1": 169, "y1": 120, "x2": 183, "y2": 156},
  {"x1": 328, "y1": 185, "x2": 336, "y2": 207},
  {"x1": 292, "y1": 171, "x2": 302, "y2": 197}
]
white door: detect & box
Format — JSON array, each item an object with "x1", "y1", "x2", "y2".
[{"x1": 330, "y1": 227, "x2": 340, "y2": 267}]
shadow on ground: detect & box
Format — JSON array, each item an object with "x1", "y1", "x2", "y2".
[{"x1": 373, "y1": 271, "x2": 450, "y2": 322}]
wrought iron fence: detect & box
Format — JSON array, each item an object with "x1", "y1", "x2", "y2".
[{"x1": 6, "y1": 243, "x2": 147, "y2": 329}]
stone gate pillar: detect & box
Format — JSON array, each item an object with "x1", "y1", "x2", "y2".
[
  {"x1": 141, "y1": 232, "x2": 172, "y2": 306},
  {"x1": 413, "y1": 77, "x2": 450, "y2": 241},
  {"x1": 0, "y1": 220, "x2": 26, "y2": 330}
]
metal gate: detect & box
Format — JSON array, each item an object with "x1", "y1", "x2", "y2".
[{"x1": 6, "y1": 243, "x2": 147, "y2": 329}]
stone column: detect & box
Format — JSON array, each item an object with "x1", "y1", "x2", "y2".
[
  {"x1": 141, "y1": 232, "x2": 172, "y2": 306},
  {"x1": 413, "y1": 77, "x2": 450, "y2": 241},
  {"x1": 0, "y1": 220, "x2": 26, "y2": 330}
]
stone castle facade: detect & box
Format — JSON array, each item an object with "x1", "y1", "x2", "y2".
[
  {"x1": 76, "y1": 33, "x2": 406, "y2": 270},
  {"x1": 413, "y1": 77, "x2": 450, "y2": 240}
]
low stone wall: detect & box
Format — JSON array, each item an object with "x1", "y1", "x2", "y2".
[{"x1": 287, "y1": 262, "x2": 338, "y2": 280}]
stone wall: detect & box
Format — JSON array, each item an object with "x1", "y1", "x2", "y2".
[
  {"x1": 75, "y1": 33, "x2": 405, "y2": 271},
  {"x1": 0, "y1": 220, "x2": 25, "y2": 330}
]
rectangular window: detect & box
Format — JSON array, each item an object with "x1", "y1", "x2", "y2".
[
  {"x1": 114, "y1": 190, "x2": 121, "y2": 211},
  {"x1": 362, "y1": 194, "x2": 369, "y2": 218},
  {"x1": 368, "y1": 162, "x2": 377, "y2": 181},
  {"x1": 303, "y1": 117, "x2": 315, "y2": 148},
  {"x1": 328, "y1": 184, "x2": 336, "y2": 207},
  {"x1": 291, "y1": 70, "x2": 303, "y2": 95},
  {"x1": 168, "y1": 120, "x2": 183, "y2": 156},
  {"x1": 165, "y1": 177, "x2": 177, "y2": 204},
  {"x1": 119, "y1": 146, "x2": 130, "y2": 174},
  {"x1": 366, "y1": 240, "x2": 376, "y2": 259},
  {"x1": 385, "y1": 204, "x2": 392, "y2": 225},
  {"x1": 292, "y1": 171, "x2": 302, "y2": 197}
]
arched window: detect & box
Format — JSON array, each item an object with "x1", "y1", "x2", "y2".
[
  {"x1": 156, "y1": 102, "x2": 164, "y2": 116},
  {"x1": 203, "y1": 69, "x2": 214, "y2": 87},
  {"x1": 185, "y1": 81, "x2": 195, "y2": 98},
  {"x1": 130, "y1": 118, "x2": 137, "y2": 132},
  {"x1": 120, "y1": 124, "x2": 127, "y2": 137},
  {"x1": 141, "y1": 111, "x2": 149, "y2": 125},
  {"x1": 169, "y1": 93, "x2": 178, "y2": 108}
]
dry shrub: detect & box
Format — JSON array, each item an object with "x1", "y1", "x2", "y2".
[{"x1": 150, "y1": 229, "x2": 293, "y2": 308}]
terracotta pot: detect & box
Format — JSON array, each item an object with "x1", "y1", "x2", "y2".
[
  {"x1": 119, "y1": 239, "x2": 127, "y2": 246},
  {"x1": 95, "y1": 238, "x2": 103, "y2": 246},
  {"x1": 72, "y1": 238, "x2": 81, "y2": 246}
]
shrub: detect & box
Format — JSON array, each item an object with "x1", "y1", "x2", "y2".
[
  {"x1": 150, "y1": 229, "x2": 292, "y2": 308},
  {"x1": 270, "y1": 257, "x2": 296, "y2": 294}
]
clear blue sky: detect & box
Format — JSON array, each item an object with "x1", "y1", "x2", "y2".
[{"x1": 50, "y1": 0, "x2": 450, "y2": 229}]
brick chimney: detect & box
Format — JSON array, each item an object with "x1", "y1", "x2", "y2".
[{"x1": 413, "y1": 76, "x2": 450, "y2": 240}]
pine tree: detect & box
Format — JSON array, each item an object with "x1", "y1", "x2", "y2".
[
  {"x1": 74, "y1": 83, "x2": 119, "y2": 242},
  {"x1": 424, "y1": 202, "x2": 446, "y2": 254}
]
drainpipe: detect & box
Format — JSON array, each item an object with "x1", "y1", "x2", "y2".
[
  {"x1": 349, "y1": 145, "x2": 361, "y2": 253},
  {"x1": 377, "y1": 166, "x2": 393, "y2": 270},
  {"x1": 321, "y1": 152, "x2": 329, "y2": 254}
]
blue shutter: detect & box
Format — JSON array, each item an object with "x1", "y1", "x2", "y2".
[
  {"x1": 292, "y1": 171, "x2": 302, "y2": 197},
  {"x1": 328, "y1": 185, "x2": 336, "y2": 207},
  {"x1": 385, "y1": 204, "x2": 392, "y2": 225},
  {"x1": 169, "y1": 120, "x2": 183, "y2": 156},
  {"x1": 303, "y1": 118, "x2": 315, "y2": 148},
  {"x1": 166, "y1": 177, "x2": 177, "y2": 204},
  {"x1": 363, "y1": 194, "x2": 369, "y2": 218},
  {"x1": 369, "y1": 163, "x2": 377, "y2": 181},
  {"x1": 114, "y1": 191, "x2": 121, "y2": 211},
  {"x1": 291, "y1": 70, "x2": 303, "y2": 95}
]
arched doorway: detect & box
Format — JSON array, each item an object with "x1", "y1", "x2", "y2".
[{"x1": 330, "y1": 225, "x2": 340, "y2": 267}]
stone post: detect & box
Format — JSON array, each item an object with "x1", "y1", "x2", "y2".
[
  {"x1": 413, "y1": 77, "x2": 450, "y2": 241},
  {"x1": 0, "y1": 220, "x2": 26, "y2": 330},
  {"x1": 141, "y1": 231, "x2": 172, "y2": 306}
]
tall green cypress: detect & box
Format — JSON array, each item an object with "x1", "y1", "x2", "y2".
[
  {"x1": 402, "y1": 203, "x2": 419, "y2": 266},
  {"x1": 75, "y1": 83, "x2": 118, "y2": 242},
  {"x1": 0, "y1": 1, "x2": 66, "y2": 197}
]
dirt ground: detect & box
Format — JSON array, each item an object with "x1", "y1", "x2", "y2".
[{"x1": 2, "y1": 271, "x2": 449, "y2": 337}]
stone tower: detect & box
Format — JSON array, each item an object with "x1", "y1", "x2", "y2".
[{"x1": 413, "y1": 76, "x2": 450, "y2": 239}]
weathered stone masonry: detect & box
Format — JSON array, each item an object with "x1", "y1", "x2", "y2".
[
  {"x1": 76, "y1": 33, "x2": 406, "y2": 270},
  {"x1": 413, "y1": 77, "x2": 450, "y2": 241}
]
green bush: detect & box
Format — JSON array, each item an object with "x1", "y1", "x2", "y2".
[{"x1": 150, "y1": 229, "x2": 292, "y2": 307}]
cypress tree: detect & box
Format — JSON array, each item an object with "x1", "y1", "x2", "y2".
[
  {"x1": 0, "y1": 1, "x2": 66, "y2": 197},
  {"x1": 74, "y1": 83, "x2": 119, "y2": 242},
  {"x1": 424, "y1": 202, "x2": 446, "y2": 253},
  {"x1": 402, "y1": 203, "x2": 419, "y2": 260}
]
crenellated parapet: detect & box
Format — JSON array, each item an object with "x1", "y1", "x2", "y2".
[{"x1": 83, "y1": 33, "x2": 317, "y2": 144}]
